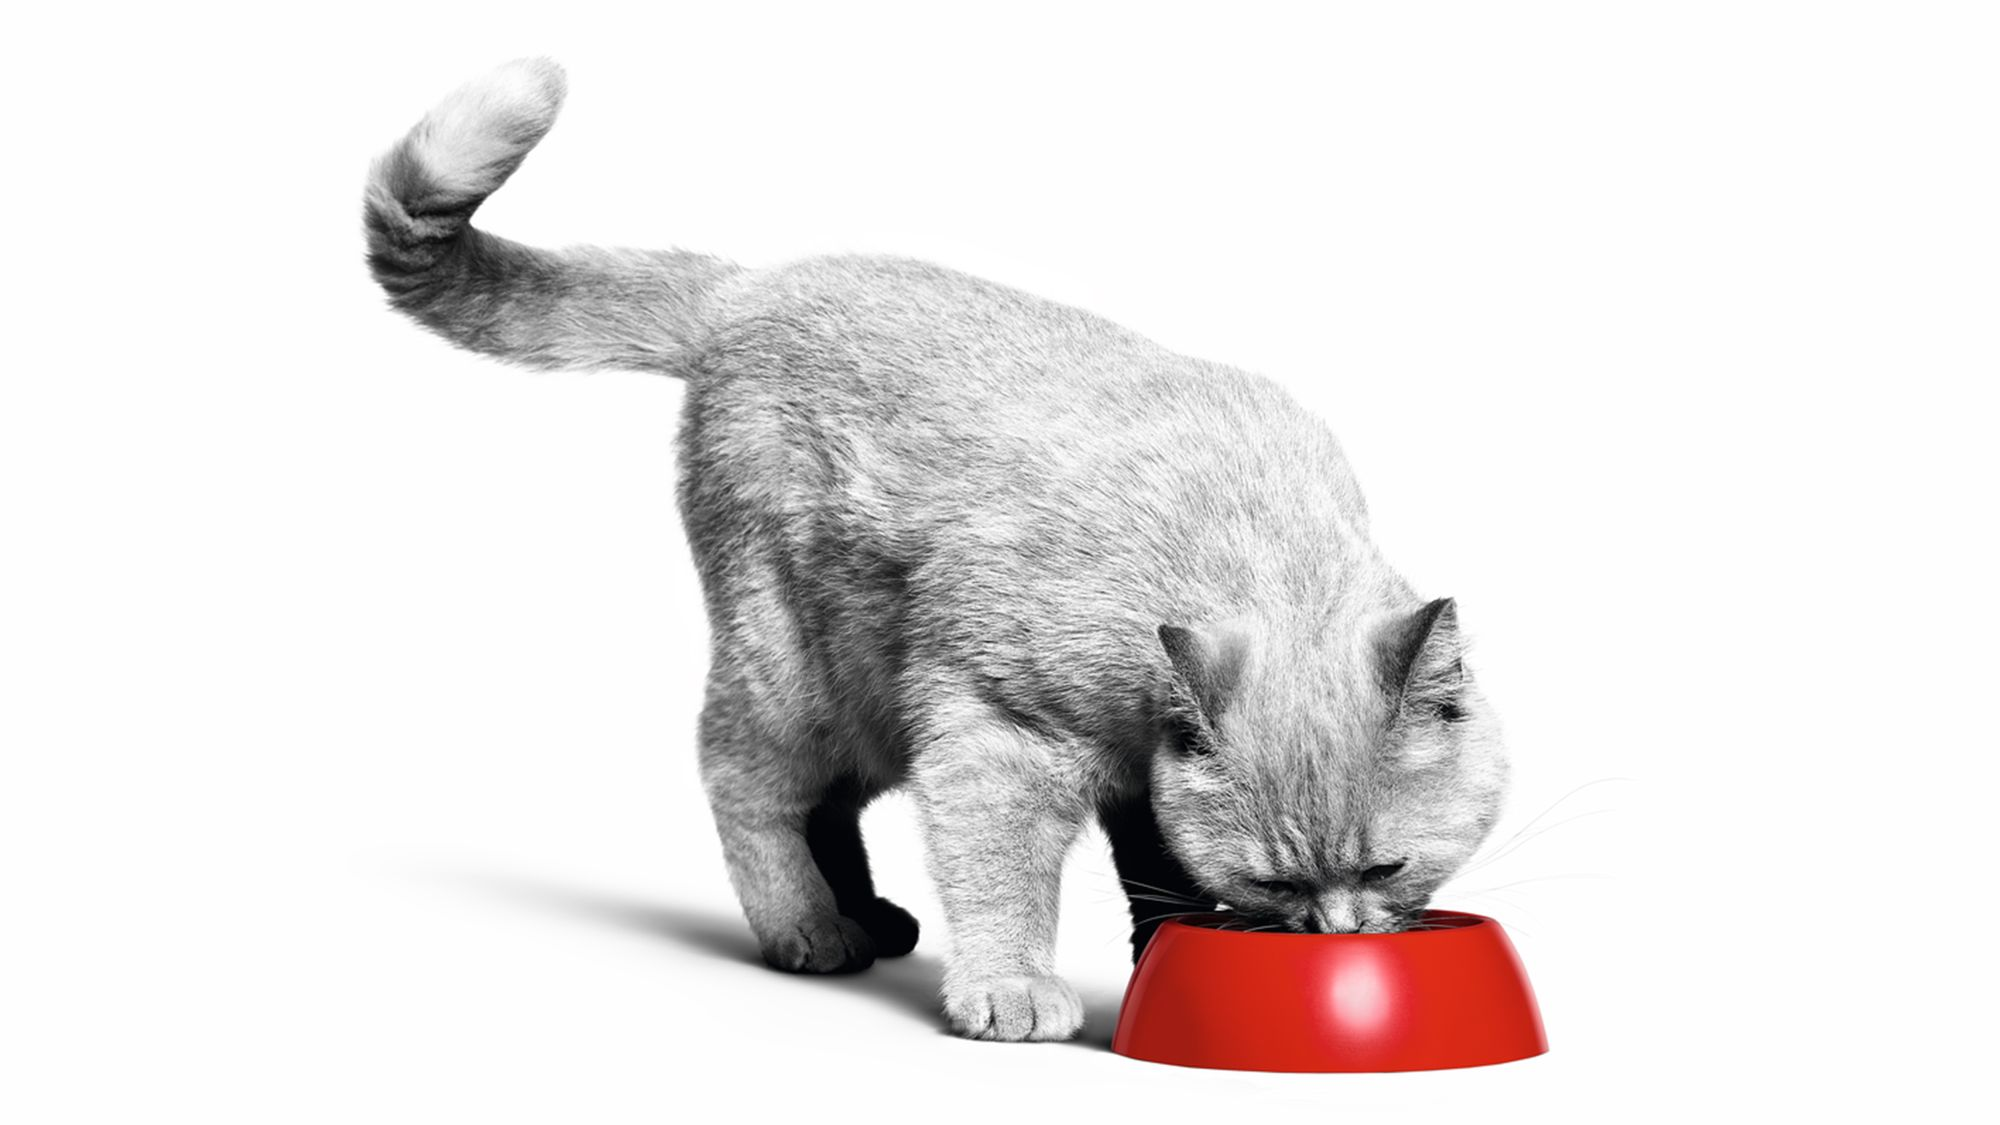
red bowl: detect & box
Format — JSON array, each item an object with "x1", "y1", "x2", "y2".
[{"x1": 1111, "y1": 910, "x2": 1547, "y2": 1072}]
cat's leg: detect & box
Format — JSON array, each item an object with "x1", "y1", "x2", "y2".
[
  {"x1": 1098, "y1": 792, "x2": 1213, "y2": 963},
  {"x1": 699, "y1": 676, "x2": 878, "y2": 974},
  {"x1": 804, "y1": 778, "x2": 920, "y2": 957},
  {"x1": 910, "y1": 710, "x2": 1088, "y2": 1042}
]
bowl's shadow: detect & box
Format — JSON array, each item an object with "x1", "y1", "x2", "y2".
[{"x1": 450, "y1": 873, "x2": 1122, "y2": 1048}]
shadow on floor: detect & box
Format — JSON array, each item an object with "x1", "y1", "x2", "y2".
[{"x1": 447, "y1": 871, "x2": 1125, "y2": 1048}]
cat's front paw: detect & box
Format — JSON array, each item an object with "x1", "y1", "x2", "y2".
[
  {"x1": 760, "y1": 914, "x2": 876, "y2": 974},
  {"x1": 943, "y1": 974, "x2": 1084, "y2": 1042}
]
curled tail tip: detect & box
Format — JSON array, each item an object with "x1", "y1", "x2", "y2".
[
  {"x1": 368, "y1": 57, "x2": 567, "y2": 210},
  {"x1": 460, "y1": 56, "x2": 569, "y2": 136},
  {"x1": 437, "y1": 55, "x2": 567, "y2": 132},
  {"x1": 365, "y1": 57, "x2": 567, "y2": 288},
  {"x1": 404, "y1": 56, "x2": 567, "y2": 196}
]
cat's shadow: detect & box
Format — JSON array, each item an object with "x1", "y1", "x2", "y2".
[{"x1": 451, "y1": 873, "x2": 1122, "y2": 1049}]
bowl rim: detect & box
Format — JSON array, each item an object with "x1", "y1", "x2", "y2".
[{"x1": 1156, "y1": 908, "x2": 1496, "y2": 939}]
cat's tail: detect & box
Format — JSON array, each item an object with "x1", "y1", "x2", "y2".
[{"x1": 363, "y1": 58, "x2": 736, "y2": 374}]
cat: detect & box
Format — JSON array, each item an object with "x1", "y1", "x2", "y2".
[{"x1": 364, "y1": 59, "x2": 1510, "y2": 1043}]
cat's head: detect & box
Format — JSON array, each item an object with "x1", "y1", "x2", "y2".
[{"x1": 1149, "y1": 598, "x2": 1507, "y2": 933}]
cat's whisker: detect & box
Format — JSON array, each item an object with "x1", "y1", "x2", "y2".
[
  {"x1": 1434, "y1": 888, "x2": 1537, "y2": 918},
  {"x1": 1116, "y1": 884, "x2": 1209, "y2": 901},
  {"x1": 1131, "y1": 907, "x2": 1217, "y2": 928},
  {"x1": 1124, "y1": 892, "x2": 1211, "y2": 907},
  {"x1": 1441, "y1": 894, "x2": 1532, "y2": 915},
  {"x1": 1117, "y1": 876, "x2": 1213, "y2": 901},
  {"x1": 1458, "y1": 778, "x2": 1634, "y2": 873},
  {"x1": 1456, "y1": 808, "x2": 1615, "y2": 877},
  {"x1": 1454, "y1": 873, "x2": 1613, "y2": 895}
]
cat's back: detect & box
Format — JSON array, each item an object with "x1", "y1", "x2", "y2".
[
  {"x1": 681, "y1": 252, "x2": 1369, "y2": 614},
  {"x1": 688, "y1": 253, "x2": 1348, "y2": 486},
  {"x1": 694, "y1": 253, "x2": 1163, "y2": 403}
]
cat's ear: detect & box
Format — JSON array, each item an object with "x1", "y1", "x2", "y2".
[
  {"x1": 1158, "y1": 621, "x2": 1250, "y2": 721},
  {"x1": 1376, "y1": 597, "x2": 1465, "y2": 708}
]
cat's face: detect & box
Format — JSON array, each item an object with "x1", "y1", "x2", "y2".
[{"x1": 1149, "y1": 599, "x2": 1507, "y2": 933}]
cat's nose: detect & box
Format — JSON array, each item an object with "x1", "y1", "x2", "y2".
[{"x1": 1307, "y1": 897, "x2": 1362, "y2": 934}]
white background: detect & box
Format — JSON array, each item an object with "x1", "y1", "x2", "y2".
[{"x1": 4, "y1": 2, "x2": 1994, "y2": 1121}]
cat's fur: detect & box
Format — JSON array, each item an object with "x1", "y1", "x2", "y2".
[{"x1": 365, "y1": 60, "x2": 1510, "y2": 1043}]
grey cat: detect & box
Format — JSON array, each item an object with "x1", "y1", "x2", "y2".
[{"x1": 364, "y1": 60, "x2": 1509, "y2": 1043}]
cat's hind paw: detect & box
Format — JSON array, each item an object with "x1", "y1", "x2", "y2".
[
  {"x1": 944, "y1": 974, "x2": 1084, "y2": 1042},
  {"x1": 848, "y1": 897, "x2": 919, "y2": 958},
  {"x1": 760, "y1": 915, "x2": 876, "y2": 974}
]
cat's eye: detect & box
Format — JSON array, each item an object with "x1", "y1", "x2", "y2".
[
  {"x1": 1250, "y1": 879, "x2": 1306, "y2": 897},
  {"x1": 1435, "y1": 699, "x2": 1467, "y2": 723},
  {"x1": 1361, "y1": 862, "x2": 1406, "y2": 883}
]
